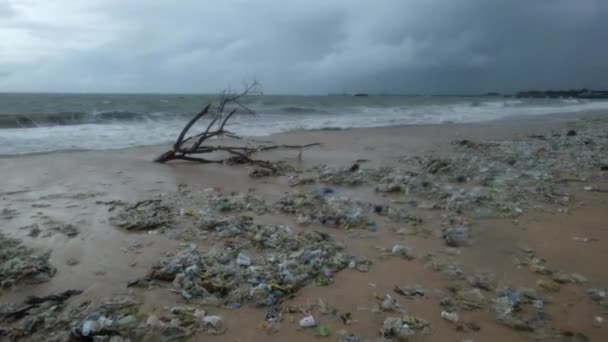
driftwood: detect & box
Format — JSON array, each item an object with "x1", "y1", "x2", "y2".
[
  {"x1": 25, "y1": 289, "x2": 83, "y2": 305},
  {"x1": 154, "y1": 81, "x2": 320, "y2": 172},
  {"x1": 1, "y1": 289, "x2": 82, "y2": 321}
]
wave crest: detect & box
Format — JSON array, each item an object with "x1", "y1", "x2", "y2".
[{"x1": 0, "y1": 111, "x2": 191, "y2": 128}]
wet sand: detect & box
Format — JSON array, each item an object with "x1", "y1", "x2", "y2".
[{"x1": 1, "y1": 111, "x2": 607, "y2": 341}]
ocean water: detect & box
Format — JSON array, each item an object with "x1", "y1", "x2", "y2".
[{"x1": 1, "y1": 93, "x2": 607, "y2": 155}]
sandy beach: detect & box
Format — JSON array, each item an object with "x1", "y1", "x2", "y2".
[{"x1": 1, "y1": 111, "x2": 607, "y2": 342}]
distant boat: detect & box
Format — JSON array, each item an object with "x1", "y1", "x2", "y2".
[{"x1": 353, "y1": 93, "x2": 369, "y2": 97}]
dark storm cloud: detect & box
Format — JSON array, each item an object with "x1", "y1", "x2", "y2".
[{"x1": 0, "y1": 0, "x2": 606, "y2": 93}]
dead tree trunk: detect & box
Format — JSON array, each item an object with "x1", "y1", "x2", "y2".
[{"x1": 154, "y1": 81, "x2": 319, "y2": 172}]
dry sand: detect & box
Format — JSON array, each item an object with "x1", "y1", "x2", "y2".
[{"x1": 1, "y1": 111, "x2": 607, "y2": 341}]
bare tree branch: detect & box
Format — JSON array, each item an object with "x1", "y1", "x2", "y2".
[
  {"x1": 173, "y1": 104, "x2": 211, "y2": 152},
  {"x1": 154, "y1": 81, "x2": 319, "y2": 176}
]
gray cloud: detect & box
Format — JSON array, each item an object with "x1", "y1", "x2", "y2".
[
  {"x1": 0, "y1": 0, "x2": 606, "y2": 94},
  {"x1": 0, "y1": 3, "x2": 14, "y2": 17}
]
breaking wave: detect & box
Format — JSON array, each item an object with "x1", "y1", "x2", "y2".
[
  {"x1": 276, "y1": 106, "x2": 329, "y2": 114},
  {"x1": 2, "y1": 94, "x2": 608, "y2": 155},
  {"x1": 0, "y1": 111, "x2": 192, "y2": 128}
]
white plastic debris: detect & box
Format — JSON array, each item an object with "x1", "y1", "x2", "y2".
[
  {"x1": 391, "y1": 244, "x2": 415, "y2": 259},
  {"x1": 299, "y1": 315, "x2": 317, "y2": 328},
  {"x1": 146, "y1": 315, "x2": 165, "y2": 329},
  {"x1": 573, "y1": 236, "x2": 588, "y2": 242},
  {"x1": 81, "y1": 320, "x2": 99, "y2": 336},
  {"x1": 202, "y1": 315, "x2": 224, "y2": 329},
  {"x1": 594, "y1": 316, "x2": 604, "y2": 328},
  {"x1": 381, "y1": 295, "x2": 399, "y2": 312},
  {"x1": 236, "y1": 252, "x2": 252, "y2": 266},
  {"x1": 441, "y1": 311, "x2": 459, "y2": 323}
]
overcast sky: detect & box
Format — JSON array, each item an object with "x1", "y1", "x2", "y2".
[{"x1": 0, "y1": 0, "x2": 606, "y2": 94}]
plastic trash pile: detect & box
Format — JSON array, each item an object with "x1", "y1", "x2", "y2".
[
  {"x1": 276, "y1": 190, "x2": 374, "y2": 229},
  {"x1": 291, "y1": 124, "x2": 608, "y2": 221},
  {"x1": 206, "y1": 191, "x2": 270, "y2": 214},
  {"x1": 0, "y1": 232, "x2": 56, "y2": 290},
  {"x1": 380, "y1": 314, "x2": 430, "y2": 341},
  {"x1": 109, "y1": 199, "x2": 174, "y2": 231},
  {"x1": 492, "y1": 287, "x2": 549, "y2": 332},
  {"x1": 1, "y1": 292, "x2": 227, "y2": 341},
  {"x1": 144, "y1": 229, "x2": 349, "y2": 307},
  {"x1": 108, "y1": 189, "x2": 271, "y2": 233}
]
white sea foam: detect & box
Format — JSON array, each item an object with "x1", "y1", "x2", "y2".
[{"x1": 1, "y1": 98, "x2": 608, "y2": 155}]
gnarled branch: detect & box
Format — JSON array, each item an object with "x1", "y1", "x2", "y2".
[{"x1": 154, "y1": 81, "x2": 319, "y2": 175}]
